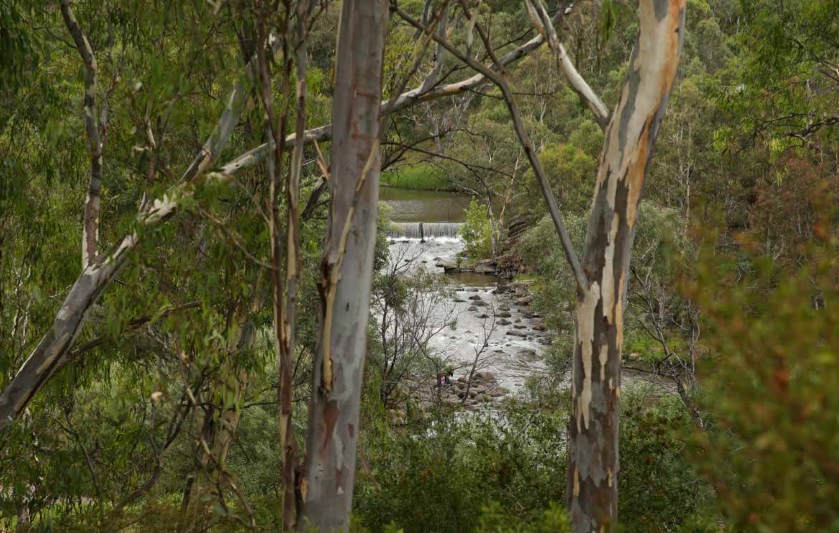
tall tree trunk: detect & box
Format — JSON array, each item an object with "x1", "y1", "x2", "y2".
[
  {"x1": 567, "y1": 1, "x2": 686, "y2": 531},
  {"x1": 299, "y1": 0, "x2": 387, "y2": 530}
]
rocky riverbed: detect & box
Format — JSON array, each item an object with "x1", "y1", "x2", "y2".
[{"x1": 385, "y1": 231, "x2": 551, "y2": 406}]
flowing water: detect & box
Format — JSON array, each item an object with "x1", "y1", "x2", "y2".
[{"x1": 381, "y1": 188, "x2": 548, "y2": 394}]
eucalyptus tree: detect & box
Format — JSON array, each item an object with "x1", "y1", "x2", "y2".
[
  {"x1": 2, "y1": 0, "x2": 687, "y2": 530},
  {"x1": 394, "y1": 0, "x2": 687, "y2": 529}
]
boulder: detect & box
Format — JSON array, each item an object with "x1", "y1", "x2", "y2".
[
  {"x1": 436, "y1": 259, "x2": 459, "y2": 272},
  {"x1": 468, "y1": 294, "x2": 483, "y2": 301},
  {"x1": 498, "y1": 318, "x2": 512, "y2": 326},
  {"x1": 474, "y1": 372, "x2": 496, "y2": 383},
  {"x1": 473, "y1": 260, "x2": 496, "y2": 274},
  {"x1": 506, "y1": 330, "x2": 526, "y2": 337},
  {"x1": 497, "y1": 311, "x2": 512, "y2": 318}
]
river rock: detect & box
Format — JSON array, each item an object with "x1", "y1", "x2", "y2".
[
  {"x1": 436, "y1": 259, "x2": 459, "y2": 272},
  {"x1": 489, "y1": 387, "x2": 509, "y2": 397},
  {"x1": 517, "y1": 349, "x2": 538, "y2": 360},
  {"x1": 499, "y1": 303, "x2": 511, "y2": 311},
  {"x1": 477, "y1": 313, "x2": 489, "y2": 319},
  {"x1": 498, "y1": 318, "x2": 511, "y2": 326},
  {"x1": 514, "y1": 324, "x2": 527, "y2": 330},
  {"x1": 474, "y1": 371, "x2": 496, "y2": 382},
  {"x1": 514, "y1": 318, "x2": 522, "y2": 323},
  {"x1": 506, "y1": 330, "x2": 526, "y2": 337},
  {"x1": 474, "y1": 260, "x2": 497, "y2": 274},
  {"x1": 515, "y1": 296, "x2": 532, "y2": 306},
  {"x1": 537, "y1": 338, "x2": 552, "y2": 346},
  {"x1": 468, "y1": 294, "x2": 483, "y2": 301},
  {"x1": 468, "y1": 305, "x2": 478, "y2": 311},
  {"x1": 474, "y1": 301, "x2": 487, "y2": 307},
  {"x1": 532, "y1": 324, "x2": 547, "y2": 332}
]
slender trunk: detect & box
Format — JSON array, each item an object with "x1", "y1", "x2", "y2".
[
  {"x1": 279, "y1": 1, "x2": 311, "y2": 527},
  {"x1": 567, "y1": 1, "x2": 686, "y2": 530},
  {"x1": 299, "y1": 0, "x2": 387, "y2": 530},
  {"x1": 60, "y1": 0, "x2": 103, "y2": 268}
]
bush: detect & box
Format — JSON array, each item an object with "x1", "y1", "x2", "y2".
[
  {"x1": 354, "y1": 404, "x2": 568, "y2": 532},
  {"x1": 461, "y1": 199, "x2": 493, "y2": 259},
  {"x1": 381, "y1": 164, "x2": 452, "y2": 191},
  {"x1": 686, "y1": 239, "x2": 839, "y2": 531}
]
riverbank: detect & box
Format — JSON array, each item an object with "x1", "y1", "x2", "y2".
[{"x1": 381, "y1": 164, "x2": 457, "y2": 191}]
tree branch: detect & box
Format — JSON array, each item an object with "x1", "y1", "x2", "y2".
[
  {"x1": 60, "y1": 0, "x2": 103, "y2": 267},
  {"x1": 524, "y1": 0, "x2": 610, "y2": 128},
  {"x1": 393, "y1": 1, "x2": 588, "y2": 292},
  {"x1": 217, "y1": 13, "x2": 555, "y2": 175}
]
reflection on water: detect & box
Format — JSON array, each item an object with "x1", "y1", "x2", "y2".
[{"x1": 379, "y1": 187, "x2": 471, "y2": 222}]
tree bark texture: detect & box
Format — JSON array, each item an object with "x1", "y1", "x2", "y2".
[
  {"x1": 299, "y1": 0, "x2": 387, "y2": 530},
  {"x1": 567, "y1": 1, "x2": 686, "y2": 531}
]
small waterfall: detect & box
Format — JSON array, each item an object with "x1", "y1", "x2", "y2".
[{"x1": 388, "y1": 222, "x2": 464, "y2": 240}]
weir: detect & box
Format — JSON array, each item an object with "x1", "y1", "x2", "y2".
[{"x1": 387, "y1": 222, "x2": 464, "y2": 240}]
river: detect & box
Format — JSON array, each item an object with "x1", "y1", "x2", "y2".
[{"x1": 380, "y1": 188, "x2": 548, "y2": 397}]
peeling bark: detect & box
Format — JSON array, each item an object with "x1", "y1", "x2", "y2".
[
  {"x1": 299, "y1": 0, "x2": 387, "y2": 530},
  {"x1": 567, "y1": 1, "x2": 686, "y2": 531}
]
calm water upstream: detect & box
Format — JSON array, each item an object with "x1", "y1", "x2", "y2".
[
  {"x1": 379, "y1": 188, "x2": 472, "y2": 222},
  {"x1": 379, "y1": 188, "x2": 548, "y2": 394}
]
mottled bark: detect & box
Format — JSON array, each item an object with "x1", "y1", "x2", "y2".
[
  {"x1": 567, "y1": 1, "x2": 686, "y2": 530},
  {"x1": 299, "y1": 0, "x2": 387, "y2": 530},
  {"x1": 60, "y1": 0, "x2": 103, "y2": 267}
]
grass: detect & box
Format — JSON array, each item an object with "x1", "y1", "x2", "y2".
[{"x1": 381, "y1": 163, "x2": 455, "y2": 191}]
